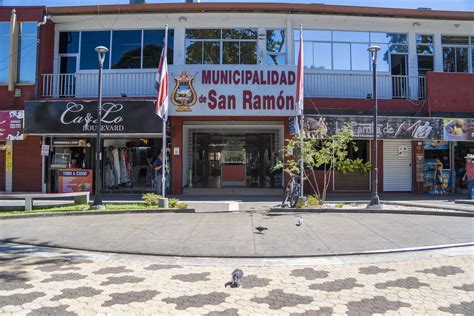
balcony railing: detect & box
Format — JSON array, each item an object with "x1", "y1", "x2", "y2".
[{"x1": 41, "y1": 71, "x2": 426, "y2": 100}]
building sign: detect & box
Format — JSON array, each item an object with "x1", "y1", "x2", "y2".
[
  {"x1": 0, "y1": 110, "x2": 24, "y2": 140},
  {"x1": 53, "y1": 139, "x2": 87, "y2": 147},
  {"x1": 304, "y1": 115, "x2": 443, "y2": 140},
  {"x1": 25, "y1": 100, "x2": 162, "y2": 134},
  {"x1": 443, "y1": 118, "x2": 474, "y2": 141},
  {"x1": 168, "y1": 65, "x2": 297, "y2": 116},
  {"x1": 57, "y1": 169, "x2": 93, "y2": 193}
]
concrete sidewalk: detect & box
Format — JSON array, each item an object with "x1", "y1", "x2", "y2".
[{"x1": 1, "y1": 212, "x2": 472, "y2": 257}]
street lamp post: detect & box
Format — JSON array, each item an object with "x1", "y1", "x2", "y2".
[
  {"x1": 368, "y1": 45, "x2": 381, "y2": 207},
  {"x1": 91, "y1": 46, "x2": 108, "y2": 210}
]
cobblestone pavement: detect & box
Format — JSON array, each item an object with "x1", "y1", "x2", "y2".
[{"x1": 1, "y1": 244, "x2": 473, "y2": 315}]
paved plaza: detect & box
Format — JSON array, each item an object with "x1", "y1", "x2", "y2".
[
  {"x1": 1, "y1": 212, "x2": 473, "y2": 257},
  {"x1": 1, "y1": 243, "x2": 473, "y2": 315}
]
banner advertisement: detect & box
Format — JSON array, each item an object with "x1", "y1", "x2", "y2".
[
  {"x1": 25, "y1": 100, "x2": 162, "y2": 134},
  {"x1": 57, "y1": 169, "x2": 93, "y2": 193},
  {"x1": 443, "y1": 118, "x2": 474, "y2": 141},
  {"x1": 0, "y1": 110, "x2": 24, "y2": 140},
  {"x1": 304, "y1": 115, "x2": 443, "y2": 140},
  {"x1": 168, "y1": 65, "x2": 297, "y2": 116}
]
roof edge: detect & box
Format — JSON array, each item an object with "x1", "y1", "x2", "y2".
[{"x1": 46, "y1": 2, "x2": 474, "y2": 21}]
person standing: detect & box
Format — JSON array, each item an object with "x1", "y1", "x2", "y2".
[
  {"x1": 154, "y1": 153, "x2": 163, "y2": 195},
  {"x1": 462, "y1": 154, "x2": 474, "y2": 200},
  {"x1": 434, "y1": 161, "x2": 445, "y2": 195}
]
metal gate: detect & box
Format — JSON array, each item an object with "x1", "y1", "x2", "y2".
[{"x1": 383, "y1": 140, "x2": 413, "y2": 192}]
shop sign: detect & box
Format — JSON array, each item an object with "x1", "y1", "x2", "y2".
[
  {"x1": 443, "y1": 118, "x2": 474, "y2": 141},
  {"x1": 415, "y1": 142, "x2": 424, "y2": 182},
  {"x1": 168, "y1": 65, "x2": 297, "y2": 116},
  {"x1": 0, "y1": 110, "x2": 24, "y2": 140},
  {"x1": 57, "y1": 169, "x2": 93, "y2": 193},
  {"x1": 41, "y1": 144, "x2": 50, "y2": 156},
  {"x1": 304, "y1": 115, "x2": 443, "y2": 140},
  {"x1": 53, "y1": 139, "x2": 87, "y2": 147},
  {"x1": 5, "y1": 145, "x2": 13, "y2": 173},
  {"x1": 25, "y1": 100, "x2": 162, "y2": 134}
]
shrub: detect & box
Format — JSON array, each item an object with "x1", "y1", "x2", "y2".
[
  {"x1": 142, "y1": 193, "x2": 161, "y2": 207},
  {"x1": 306, "y1": 195, "x2": 322, "y2": 207},
  {"x1": 335, "y1": 202, "x2": 345, "y2": 208},
  {"x1": 168, "y1": 198, "x2": 188, "y2": 209}
]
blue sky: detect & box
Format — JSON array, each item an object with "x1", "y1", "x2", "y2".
[{"x1": 1, "y1": 0, "x2": 473, "y2": 11}]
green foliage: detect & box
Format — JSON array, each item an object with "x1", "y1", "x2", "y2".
[
  {"x1": 169, "y1": 198, "x2": 188, "y2": 209},
  {"x1": 306, "y1": 195, "x2": 322, "y2": 207},
  {"x1": 283, "y1": 123, "x2": 372, "y2": 204},
  {"x1": 142, "y1": 193, "x2": 161, "y2": 207},
  {"x1": 295, "y1": 197, "x2": 306, "y2": 209},
  {"x1": 335, "y1": 202, "x2": 345, "y2": 208}
]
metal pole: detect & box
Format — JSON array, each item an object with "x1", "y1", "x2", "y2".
[
  {"x1": 370, "y1": 51, "x2": 380, "y2": 206},
  {"x1": 300, "y1": 110, "x2": 304, "y2": 197},
  {"x1": 92, "y1": 47, "x2": 108, "y2": 209},
  {"x1": 161, "y1": 120, "x2": 166, "y2": 198}
]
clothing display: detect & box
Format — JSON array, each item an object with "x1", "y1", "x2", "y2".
[{"x1": 104, "y1": 146, "x2": 133, "y2": 189}]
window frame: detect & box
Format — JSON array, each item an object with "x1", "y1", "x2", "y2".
[
  {"x1": 185, "y1": 28, "x2": 258, "y2": 65},
  {"x1": 441, "y1": 34, "x2": 471, "y2": 73},
  {"x1": 295, "y1": 29, "x2": 408, "y2": 73}
]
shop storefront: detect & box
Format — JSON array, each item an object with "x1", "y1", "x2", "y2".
[
  {"x1": 168, "y1": 65, "x2": 296, "y2": 194},
  {"x1": 25, "y1": 100, "x2": 165, "y2": 193},
  {"x1": 304, "y1": 115, "x2": 444, "y2": 193}
]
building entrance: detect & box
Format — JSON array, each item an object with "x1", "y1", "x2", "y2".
[{"x1": 192, "y1": 133, "x2": 280, "y2": 188}]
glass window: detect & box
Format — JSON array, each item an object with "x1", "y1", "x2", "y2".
[
  {"x1": 416, "y1": 34, "x2": 433, "y2": 45},
  {"x1": 59, "y1": 32, "x2": 79, "y2": 54},
  {"x1": 143, "y1": 29, "x2": 174, "y2": 68},
  {"x1": 351, "y1": 43, "x2": 369, "y2": 70},
  {"x1": 443, "y1": 47, "x2": 456, "y2": 72},
  {"x1": 186, "y1": 29, "x2": 220, "y2": 39},
  {"x1": 0, "y1": 23, "x2": 10, "y2": 84},
  {"x1": 389, "y1": 44, "x2": 408, "y2": 53},
  {"x1": 223, "y1": 41, "x2": 239, "y2": 64},
  {"x1": 303, "y1": 30, "x2": 331, "y2": 42},
  {"x1": 377, "y1": 44, "x2": 390, "y2": 72},
  {"x1": 370, "y1": 32, "x2": 390, "y2": 43},
  {"x1": 203, "y1": 42, "x2": 220, "y2": 64},
  {"x1": 239, "y1": 42, "x2": 257, "y2": 64},
  {"x1": 456, "y1": 47, "x2": 469, "y2": 72},
  {"x1": 386, "y1": 33, "x2": 408, "y2": 44},
  {"x1": 267, "y1": 29, "x2": 286, "y2": 65},
  {"x1": 441, "y1": 35, "x2": 469, "y2": 45},
  {"x1": 266, "y1": 29, "x2": 286, "y2": 53},
  {"x1": 313, "y1": 42, "x2": 331, "y2": 70},
  {"x1": 111, "y1": 30, "x2": 141, "y2": 69},
  {"x1": 222, "y1": 28, "x2": 257, "y2": 40},
  {"x1": 185, "y1": 41, "x2": 203, "y2": 64},
  {"x1": 18, "y1": 22, "x2": 37, "y2": 84},
  {"x1": 80, "y1": 31, "x2": 111, "y2": 70},
  {"x1": 333, "y1": 31, "x2": 369, "y2": 43},
  {"x1": 333, "y1": 43, "x2": 350, "y2": 70}
]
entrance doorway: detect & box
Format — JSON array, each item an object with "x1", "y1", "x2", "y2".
[
  {"x1": 383, "y1": 140, "x2": 413, "y2": 192},
  {"x1": 390, "y1": 54, "x2": 408, "y2": 98},
  {"x1": 192, "y1": 133, "x2": 279, "y2": 188}
]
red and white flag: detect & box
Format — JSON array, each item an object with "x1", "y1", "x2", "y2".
[
  {"x1": 155, "y1": 26, "x2": 169, "y2": 120},
  {"x1": 296, "y1": 25, "x2": 304, "y2": 116}
]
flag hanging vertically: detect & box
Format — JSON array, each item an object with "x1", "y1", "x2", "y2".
[
  {"x1": 296, "y1": 25, "x2": 304, "y2": 116},
  {"x1": 155, "y1": 25, "x2": 169, "y2": 120}
]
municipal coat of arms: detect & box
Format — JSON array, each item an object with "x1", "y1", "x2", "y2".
[{"x1": 171, "y1": 71, "x2": 197, "y2": 112}]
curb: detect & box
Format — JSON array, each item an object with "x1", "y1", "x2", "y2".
[
  {"x1": 384, "y1": 201, "x2": 474, "y2": 213},
  {"x1": 2, "y1": 240, "x2": 473, "y2": 259},
  {"x1": 268, "y1": 207, "x2": 474, "y2": 217},
  {"x1": 0, "y1": 208, "x2": 195, "y2": 220}
]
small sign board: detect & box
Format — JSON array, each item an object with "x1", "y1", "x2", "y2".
[
  {"x1": 41, "y1": 144, "x2": 50, "y2": 156},
  {"x1": 398, "y1": 145, "x2": 408, "y2": 157}
]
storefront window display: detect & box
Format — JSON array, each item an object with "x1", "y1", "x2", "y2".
[
  {"x1": 453, "y1": 142, "x2": 474, "y2": 194},
  {"x1": 423, "y1": 141, "x2": 451, "y2": 194}
]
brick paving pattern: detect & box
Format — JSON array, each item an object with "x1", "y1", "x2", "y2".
[{"x1": 0, "y1": 249, "x2": 473, "y2": 315}]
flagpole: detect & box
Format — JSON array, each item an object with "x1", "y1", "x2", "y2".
[
  {"x1": 299, "y1": 24, "x2": 304, "y2": 198},
  {"x1": 161, "y1": 24, "x2": 168, "y2": 200}
]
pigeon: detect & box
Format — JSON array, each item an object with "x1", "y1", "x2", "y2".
[
  {"x1": 255, "y1": 226, "x2": 268, "y2": 234},
  {"x1": 296, "y1": 216, "x2": 303, "y2": 227},
  {"x1": 225, "y1": 269, "x2": 244, "y2": 288}
]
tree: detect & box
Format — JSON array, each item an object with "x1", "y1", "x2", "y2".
[{"x1": 281, "y1": 124, "x2": 371, "y2": 204}]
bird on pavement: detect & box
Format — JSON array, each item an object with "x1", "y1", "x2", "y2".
[
  {"x1": 296, "y1": 216, "x2": 303, "y2": 227},
  {"x1": 255, "y1": 226, "x2": 268, "y2": 234},
  {"x1": 225, "y1": 269, "x2": 244, "y2": 288}
]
